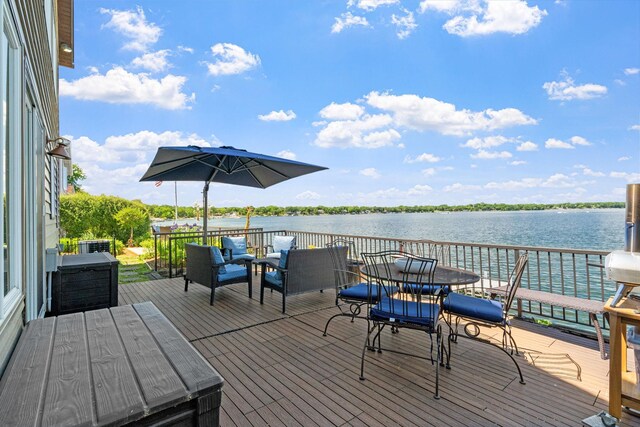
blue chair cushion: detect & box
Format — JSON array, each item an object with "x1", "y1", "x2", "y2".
[
  {"x1": 275, "y1": 250, "x2": 289, "y2": 281},
  {"x1": 273, "y1": 235, "x2": 296, "y2": 252},
  {"x1": 210, "y1": 246, "x2": 226, "y2": 274},
  {"x1": 222, "y1": 236, "x2": 248, "y2": 255},
  {"x1": 403, "y1": 284, "x2": 450, "y2": 295},
  {"x1": 339, "y1": 284, "x2": 399, "y2": 302},
  {"x1": 218, "y1": 264, "x2": 246, "y2": 282},
  {"x1": 232, "y1": 253, "x2": 255, "y2": 261},
  {"x1": 442, "y1": 292, "x2": 504, "y2": 323},
  {"x1": 370, "y1": 297, "x2": 439, "y2": 327},
  {"x1": 264, "y1": 270, "x2": 283, "y2": 288}
]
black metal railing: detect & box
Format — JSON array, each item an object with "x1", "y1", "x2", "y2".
[{"x1": 153, "y1": 228, "x2": 615, "y2": 336}]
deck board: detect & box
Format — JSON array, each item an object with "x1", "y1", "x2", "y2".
[{"x1": 119, "y1": 277, "x2": 640, "y2": 426}]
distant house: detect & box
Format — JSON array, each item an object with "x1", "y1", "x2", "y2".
[{"x1": 0, "y1": 0, "x2": 73, "y2": 373}]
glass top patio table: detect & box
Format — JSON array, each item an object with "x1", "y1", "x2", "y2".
[{"x1": 361, "y1": 263, "x2": 480, "y2": 286}]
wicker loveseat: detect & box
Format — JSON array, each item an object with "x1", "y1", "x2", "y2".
[{"x1": 258, "y1": 246, "x2": 347, "y2": 313}]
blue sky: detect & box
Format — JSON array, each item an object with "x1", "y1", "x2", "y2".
[{"x1": 60, "y1": 0, "x2": 640, "y2": 208}]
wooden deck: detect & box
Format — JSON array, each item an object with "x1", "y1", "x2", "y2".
[{"x1": 120, "y1": 278, "x2": 640, "y2": 426}]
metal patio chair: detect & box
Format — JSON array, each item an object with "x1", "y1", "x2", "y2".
[
  {"x1": 442, "y1": 253, "x2": 529, "y2": 384},
  {"x1": 323, "y1": 240, "x2": 397, "y2": 337},
  {"x1": 359, "y1": 250, "x2": 445, "y2": 399}
]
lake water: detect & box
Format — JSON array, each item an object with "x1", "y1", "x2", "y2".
[{"x1": 156, "y1": 209, "x2": 625, "y2": 252}]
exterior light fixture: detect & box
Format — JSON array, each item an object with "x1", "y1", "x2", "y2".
[
  {"x1": 46, "y1": 137, "x2": 71, "y2": 160},
  {"x1": 60, "y1": 43, "x2": 72, "y2": 54}
]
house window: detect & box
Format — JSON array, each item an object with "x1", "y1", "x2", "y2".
[{"x1": 0, "y1": 4, "x2": 22, "y2": 312}]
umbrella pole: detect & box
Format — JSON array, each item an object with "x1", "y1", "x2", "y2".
[{"x1": 202, "y1": 182, "x2": 209, "y2": 244}]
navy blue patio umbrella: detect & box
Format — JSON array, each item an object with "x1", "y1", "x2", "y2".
[{"x1": 140, "y1": 145, "x2": 327, "y2": 241}]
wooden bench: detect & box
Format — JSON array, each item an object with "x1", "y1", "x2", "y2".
[
  {"x1": 0, "y1": 302, "x2": 224, "y2": 426},
  {"x1": 488, "y1": 286, "x2": 608, "y2": 359}
]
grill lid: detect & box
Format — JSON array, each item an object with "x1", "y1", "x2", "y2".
[{"x1": 605, "y1": 250, "x2": 640, "y2": 285}]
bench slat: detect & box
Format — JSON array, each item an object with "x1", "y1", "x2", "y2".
[
  {"x1": 42, "y1": 313, "x2": 93, "y2": 427},
  {"x1": 85, "y1": 308, "x2": 145, "y2": 425},
  {"x1": 0, "y1": 317, "x2": 56, "y2": 426},
  {"x1": 489, "y1": 287, "x2": 605, "y2": 313},
  {"x1": 110, "y1": 305, "x2": 187, "y2": 409},
  {"x1": 134, "y1": 302, "x2": 224, "y2": 395}
]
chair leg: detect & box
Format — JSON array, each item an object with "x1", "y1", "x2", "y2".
[
  {"x1": 360, "y1": 322, "x2": 376, "y2": 380},
  {"x1": 210, "y1": 287, "x2": 215, "y2": 305},
  {"x1": 282, "y1": 294, "x2": 286, "y2": 314},
  {"x1": 434, "y1": 325, "x2": 442, "y2": 399},
  {"x1": 184, "y1": 277, "x2": 189, "y2": 292},
  {"x1": 260, "y1": 284, "x2": 265, "y2": 304},
  {"x1": 247, "y1": 272, "x2": 253, "y2": 299}
]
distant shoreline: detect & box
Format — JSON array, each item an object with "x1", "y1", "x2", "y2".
[{"x1": 148, "y1": 202, "x2": 624, "y2": 221}]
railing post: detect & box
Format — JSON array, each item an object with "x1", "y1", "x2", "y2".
[
  {"x1": 169, "y1": 237, "x2": 173, "y2": 279},
  {"x1": 154, "y1": 233, "x2": 158, "y2": 271}
]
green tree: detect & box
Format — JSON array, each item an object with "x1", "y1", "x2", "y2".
[
  {"x1": 68, "y1": 164, "x2": 87, "y2": 192},
  {"x1": 114, "y1": 206, "x2": 150, "y2": 247}
]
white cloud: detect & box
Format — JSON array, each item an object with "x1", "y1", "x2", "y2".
[
  {"x1": 545, "y1": 138, "x2": 574, "y2": 149},
  {"x1": 582, "y1": 168, "x2": 605, "y2": 177},
  {"x1": 615, "y1": 79, "x2": 626, "y2": 86},
  {"x1": 443, "y1": 183, "x2": 482, "y2": 192},
  {"x1": 295, "y1": 190, "x2": 321, "y2": 200},
  {"x1": 276, "y1": 150, "x2": 297, "y2": 160},
  {"x1": 463, "y1": 135, "x2": 511, "y2": 149},
  {"x1": 60, "y1": 67, "x2": 195, "y2": 110},
  {"x1": 418, "y1": 0, "x2": 461, "y2": 13},
  {"x1": 365, "y1": 91, "x2": 536, "y2": 136},
  {"x1": 319, "y1": 102, "x2": 365, "y2": 120},
  {"x1": 471, "y1": 149, "x2": 512, "y2": 159},
  {"x1": 630, "y1": 124, "x2": 640, "y2": 131},
  {"x1": 624, "y1": 68, "x2": 640, "y2": 75},
  {"x1": 392, "y1": 10, "x2": 417, "y2": 39},
  {"x1": 424, "y1": 0, "x2": 547, "y2": 37},
  {"x1": 610, "y1": 171, "x2": 640, "y2": 182},
  {"x1": 618, "y1": 156, "x2": 631, "y2": 161},
  {"x1": 360, "y1": 167, "x2": 381, "y2": 179},
  {"x1": 570, "y1": 136, "x2": 591, "y2": 146},
  {"x1": 177, "y1": 45, "x2": 194, "y2": 54},
  {"x1": 485, "y1": 173, "x2": 590, "y2": 191},
  {"x1": 332, "y1": 12, "x2": 371, "y2": 34},
  {"x1": 314, "y1": 113, "x2": 400, "y2": 149},
  {"x1": 131, "y1": 50, "x2": 171, "y2": 72},
  {"x1": 407, "y1": 184, "x2": 433, "y2": 195},
  {"x1": 350, "y1": 0, "x2": 399, "y2": 11},
  {"x1": 70, "y1": 130, "x2": 216, "y2": 166},
  {"x1": 100, "y1": 6, "x2": 161, "y2": 52},
  {"x1": 545, "y1": 136, "x2": 592, "y2": 149},
  {"x1": 516, "y1": 141, "x2": 538, "y2": 151},
  {"x1": 404, "y1": 153, "x2": 442, "y2": 163},
  {"x1": 258, "y1": 110, "x2": 296, "y2": 122},
  {"x1": 205, "y1": 43, "x2": 260, "y2": 76},
  {"x1": 543, "y1": 72, "x2": 607, "y2": 101},
  {"x1": 422, "y1": 168, "x2": 436, "y2": 176},
  {"x1": 509, "y1": 160, "x2": 527, "y2": 166}
]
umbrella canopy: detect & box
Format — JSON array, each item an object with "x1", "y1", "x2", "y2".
[{"x1": 140, "y1": 145, "x2": 327, "y2": 240}]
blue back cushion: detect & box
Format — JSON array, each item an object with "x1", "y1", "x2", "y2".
[
  {"x1": 276, "y1": 250, "x2": 289, "y2": 281},
  {"x1": 273, "y1": 236, "x2": 295, "y2": 252},
  {"x1": 222, "y1": 236, "x2": 248, "y2": 255},
  {"x1": 210, "y1": 246, "x2": 227, "y2": 274}
]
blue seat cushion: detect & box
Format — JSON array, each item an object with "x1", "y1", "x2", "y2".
[
  {"x1": 210, "y1": 246, "x2": 226, "y2": 274},
  {"x1": 442, "y1": 292, "x2": 504, "y2": 323},
  {"x1": 403, "y1": 284, "x2": 450, "y2": 295},
  {"x1": 232, "y1": 253, "x2": 255, "y2": 261},
  {"x1": 370, "y1": 297, "x2": 439, "y2": 327},
  {"x1": 218, "y1": 264, "x2": 246, "y2": 282},
  {"x1": 339, "y1": 284, "x2": 398, "y2": 302},
  {"x1": 264, "y1": 270, "x2": 283, "y2": 288},
  {"x1": 222, "y1": 237, "x2": 248, "y2": 255}
]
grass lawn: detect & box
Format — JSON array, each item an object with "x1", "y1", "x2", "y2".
[{"x1": 117, "y1": 253, "x2": 158, "y2": 284}]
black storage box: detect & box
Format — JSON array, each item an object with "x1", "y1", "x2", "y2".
[{"x1": 52, "y1": 252, "x2": 119, "y2": 315}]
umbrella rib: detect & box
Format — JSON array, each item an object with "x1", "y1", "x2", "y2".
[{"x1": 234, "y1": 158, "x2": 290, "y2": 180}]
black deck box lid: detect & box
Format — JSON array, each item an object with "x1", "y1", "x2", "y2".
[{"x1": 59, "y1": 252, "x2": 118, "y2": 270}]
